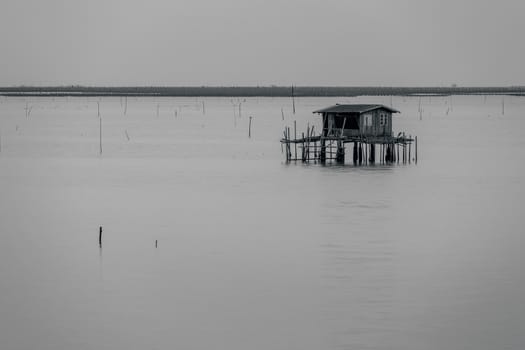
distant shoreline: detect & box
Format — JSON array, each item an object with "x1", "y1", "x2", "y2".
[{"x1": 1, "y1": 86, "x2": 524, "y2": 97}]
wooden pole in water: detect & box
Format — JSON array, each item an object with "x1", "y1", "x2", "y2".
[
  {"x1": 283, "y1": 129, "x2": 288, "y2": 161},
  {"x1": 287, "y1": 127, "x2": 291, "y2": 160},
  {"x1": 97, "y1": 101, "x2": 100, "y2": 117},
  {"x1": 397, "y1": 143, "x2": 400, "y2": 164},
  {"x1": 392, "y1": 143, "x2": 396, "y2": 163},
  {"x1": 291, "y1": 85, "x2": 296, "y2": 114},
  {"x1": 408, "y1": 136, "x2": 412, "y2": 164},
  {"x1": 99, "y1": 226, "x2": 102, "y2": 246},
  {"x1": 99, "y1": 116, "x2": 102, "y2": 155},
  {"x1": 248, "y1": 116, "x2": 253, "y2": 138},
  {"x1": 415, "y1": 136, "x2": 418, "y2": 164},
  {"x1": 281, "y1": 107, "x2": 284, "y2": 121},
  {"x1": 358, "y1": 142, "x2": 363, "y2": 165},
  {"x1": 294, "y1": 120, "x2": 297, "y2": 161},
  {"x1": 124, "y1": 96, "x2": 128, "y2": 115},
  {"x1": 353, "y1": 142, "x2": 357, "y2": 164},
  {"x1": 301, "y1": 132, "x2": 305, "y2": 162},
  {"x1": 155, "y1": 240, "x2": 158, "y2": 248}
]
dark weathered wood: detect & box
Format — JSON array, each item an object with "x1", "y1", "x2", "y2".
[
  {"x1": 415, "y1": 136, "x2": 418, "y2": 164},
  {"x1": 408, "y1": 136, "x2": 412, "y2": 164},
  {"x1": 358, "y1": 142, "x2": 363, "y2": 165},
  {"x1": 99, "y1": 226, "x2": 102, "y2": 246}
]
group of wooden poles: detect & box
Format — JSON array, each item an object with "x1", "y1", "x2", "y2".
[{"x1": 281, "y1": 122, "x2": 417, "y2": 165}]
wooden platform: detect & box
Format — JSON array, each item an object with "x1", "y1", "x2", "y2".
[{"x1": 280, "y1": 128, "x2": 417, "y2": 165}]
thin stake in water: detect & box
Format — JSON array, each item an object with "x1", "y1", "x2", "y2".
[
  {"x1": 99, "y1": 115, "x2": 102, "y2": 155},
  {"x1": 291, "y1": 85, "x2": 296, "y2": 114}
]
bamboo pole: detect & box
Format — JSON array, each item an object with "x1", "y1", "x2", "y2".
[
  {"x1": 249, "y1": 116, "x2": 253, "y2": 138},
  {"x1": 287, "y1": 127, "x2": 291, "y2": 160},
  {"x1": 302, "y1": 132, "x2": 305, "y2": 162},
  {"x1": 415, "y1": 136, "x2": 418, "y2": 164},
  {"x1": 291, "y1": 85, "x2": 296, "y2": 114},
  {"x1": 99, "y1": 116, "x2": 102, "y2": 155},
  {"x1": 99, "y1": 226, "x2": 102, "y2": 247},
  {"x1": 306, "y1": 124, "x2": 310, "y2": 162},
  {"x1": 294, "y1": 120, "x2": 297, "y2": 161},
  {"x1": 408, "y1": 136, "x2": 412, "y2": 164}
]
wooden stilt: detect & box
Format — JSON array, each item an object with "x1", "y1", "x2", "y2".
[
  {"x1": 358, "y1": 142, "x2": 363, "y2": 165},
  {"x1": 294, "y1": 120, "x2": 297, "y2": 161},
  {"x1": 415, "y1": 136, "x2": 418, "y2": 164},
  {"x1": 408, "y1": 136, "x2": 412, "y2": 164},
  {"x1": 353, "y1": 142, "x2": 358, "y2": 165}
]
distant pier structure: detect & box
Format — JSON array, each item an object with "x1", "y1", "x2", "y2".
[{"x1": 281, "y1": 104, "x2": 417, "y2": 165}]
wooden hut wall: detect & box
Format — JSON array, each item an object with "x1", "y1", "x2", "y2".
[{"x1": 360, "y1": 108, "x2": 392, "y2": 137}]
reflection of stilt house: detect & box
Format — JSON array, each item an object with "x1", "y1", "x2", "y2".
[{"x1": 281, "y1": 104, "x2": 417, "y2": 165}]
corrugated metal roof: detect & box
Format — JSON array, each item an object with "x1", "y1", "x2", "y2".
[{"x1": 312, "y1": 104, "x2": 400, "y2": 114}]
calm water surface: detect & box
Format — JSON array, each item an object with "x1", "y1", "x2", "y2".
[{"x1": 1, "y1": 95, "x2": 524, "y2": 349}]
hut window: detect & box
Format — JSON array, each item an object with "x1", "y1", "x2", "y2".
[{"x1": 380, "y1": 113, "x2": 387, "y2": 126}]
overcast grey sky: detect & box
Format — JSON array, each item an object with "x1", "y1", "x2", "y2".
[{"x1": 1, "y1": 0, "x2": 524, "y2": 86}]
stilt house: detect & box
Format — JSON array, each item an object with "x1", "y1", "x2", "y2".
[
  {"x1": 313, "y1": 104, "x2": 399, "y2": 138},
  {"x1": 280, "y1": 103, "x2": 416, "y2": 165}
]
